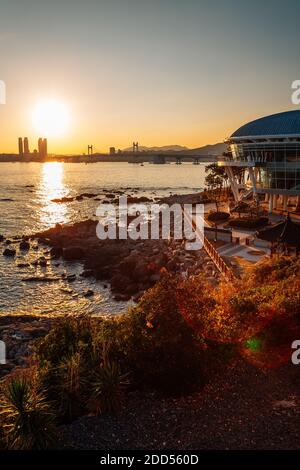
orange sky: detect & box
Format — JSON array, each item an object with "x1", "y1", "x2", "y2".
[{"x1": 0, "y1": 0, "x2": 299, "y2": 154}]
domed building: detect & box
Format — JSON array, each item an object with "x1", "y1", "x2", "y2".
[{"x1": 220, "y1": 110, "x2": 300, "y2": 212}]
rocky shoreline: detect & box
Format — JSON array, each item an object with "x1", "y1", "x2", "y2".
[
  {"x1": 0, "y1": 192, "x2": 221, "y2": 378},
  {"x1": 0, "y1": 314, "x2": 53, "y2": 378},
  {"x1": 1, "y1": 191, "x2": 220, "y2": 303}
]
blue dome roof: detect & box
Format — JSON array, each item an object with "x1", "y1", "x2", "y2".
[{"x1": 231, "y1": 110, "x2": 300, "y2": 138}]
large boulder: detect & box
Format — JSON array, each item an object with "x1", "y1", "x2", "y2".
[
  {"x1": 50, "y1": 246, "x2": 63, "y2": 258},
  {"x1": 63, "y1": 246, "x2": 85, "y2": 261},
  {"x1": 3, "y1": 248, "x2": 16, "y2": 257},
  {"x1": 19, "y1": 240, "x2": 30, "y2": 251},
  {"x1": 118, "y1": 254, "x2": 139, "y2": 274},
  {"x1": 110, "y1": 273, "x2": 131, "y2": 293}
]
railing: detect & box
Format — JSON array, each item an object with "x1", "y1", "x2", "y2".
[
  {"x1": 203, "y1": 236, "x2": 235, "y2": 281},
  {"x1": 183, "y1": 208, "x2": 236, "y2": 282}
]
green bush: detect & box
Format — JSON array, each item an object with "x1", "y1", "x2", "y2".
[
  {"x1": 21, "y1": 256, "x2": 300, "y2": 426},
  {"x1": 109, "y1": 274, "x2": 207, "y2": 394},
  {"x1": 89, "y1": 346, "x2": 130, "y2": 415},
  {"x1": 34, "y1": 274, "x2": 207, "y2": 402}
]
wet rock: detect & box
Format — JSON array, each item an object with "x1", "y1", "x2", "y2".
[
  {"x1": 127, "y1": 196, "x2": 152, "y2": 203},
  {"x1": 84, "y1": 193, "x2": 98, "y2": 198},
  {"x1": 19, "y1": 240, "x2": 30, "y2": 251},
  {"x1": 51, "y1": 196, "x2": 74, "y2": 203},
  {"x1": 83, "y1": 289, "x2": 94, "y2": 298},
  {"x1": 16, "y1": 262, "x2": 30, "y2": 268},
  {"x1": 22, "y1": 276, "x2": 60, "y2": 282},
  {"x1": 3, "y1": 247, "x2": 16, "y2": 257}
]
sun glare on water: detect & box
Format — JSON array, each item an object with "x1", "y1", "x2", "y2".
[
  {"x1": 32, "y1": 99, "x2": 70, "y2": 137},
  {"x1": 39, "y1": 162, "x2": 68, "y2": 227}
]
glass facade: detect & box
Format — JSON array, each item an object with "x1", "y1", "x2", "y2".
[{"x1": 229, "y1": 140, "x2": 300, "y2": 193}]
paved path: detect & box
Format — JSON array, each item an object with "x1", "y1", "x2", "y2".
[{"x1": 217, "y1": 242, "x2": 269, "y2": 262}]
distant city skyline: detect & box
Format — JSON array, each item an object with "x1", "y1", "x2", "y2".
[{"x1": 1, "y1": 0, "x2": 300, "y2": 153}]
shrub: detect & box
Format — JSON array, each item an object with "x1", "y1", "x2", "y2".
[
  {"x1": 35, "y1": 274, "x2": 208, "y2": 398},
  {"x1": 0, "y1": 374, "x2": 56, "y2": 450},
  {"x1": 251, "y1": 256, "x2": 300, "y2": 284},
  {"x1": 35, "y1": 316, "x2": 96, "y2": 421},
  {"x1": 31, "y1": 256, "x2": 300, "y2": 418},
  {"x1": 89, "y1": 345, "x2": 129, "y2": 415},
  {"x1": 36, "y1": 315, "x2": 94, "y2": 366},
  {"x1": 106, "y1": 273, "x2": 208, "y2": 394}
]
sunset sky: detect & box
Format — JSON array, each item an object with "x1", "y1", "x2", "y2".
[{"x1": 1, "y1": 0, "x2": 300, "y2": 154}]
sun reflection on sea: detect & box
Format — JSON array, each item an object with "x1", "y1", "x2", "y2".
[{"x1": 39, "y1": 162, "x2": 69, "y2": 228}]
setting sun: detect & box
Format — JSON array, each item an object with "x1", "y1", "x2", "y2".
[{"x1": 32, "y1": 99, "x2": 70, "y2": 138}]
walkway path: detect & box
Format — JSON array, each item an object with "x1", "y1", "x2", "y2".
[{"x1": 217, "y1": 242, "x2": 269, "y2": 262}]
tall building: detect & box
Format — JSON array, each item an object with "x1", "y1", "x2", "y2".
[
  {"x1": 18, "y1": 137, "x2": 23, "y2": 157},
  {"x1": 38, "y1": 137, "x2": 48, "y2": 158},
  {"x1": 18, "y1": 137, "x2": 48, "y2": 158},
  {"x1": 219, "y1": 110, "x2": 300, "y2": 212},
  {"x1": 38, "y1": 138, "x2": 43, "y2": 156},
  {"x1": 24, "y1": 137, "x2": 30, "y2": 155},
  {"x1": 43, "y1": 138, "x2": 47, "y2": 157}
]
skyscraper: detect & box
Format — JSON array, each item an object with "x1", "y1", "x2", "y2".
[
  {"x1": 38, "y1": 138, "x2": 43, "y2": 157},
  {"x1": 24, "y1": 137, "x2": 29, "y2": 155},
  {"x1": 43, "y1": 138, "x2": 47, "y2": 158},
  {"x1": 18, "y1": 137, "x2": 23, "y2": 157},
  {"x1": 38, "y1": 137, "x2": 48, "y2": 158}
]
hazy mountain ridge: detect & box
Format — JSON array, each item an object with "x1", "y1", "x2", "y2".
[
  {"x1": 122, "y1": 145, "x2": 189, "y2": 152},
  {"x1": 122, "y1": 142, "x2": 226, "y2": 154}
]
